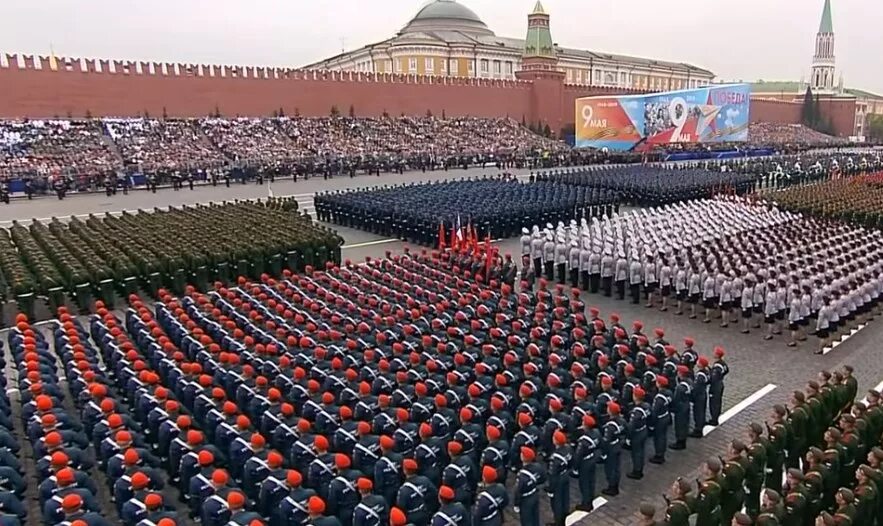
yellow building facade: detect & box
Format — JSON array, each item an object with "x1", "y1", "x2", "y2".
[{"x1": 303, "y1": 0, "x2": 715, "y2": 90}]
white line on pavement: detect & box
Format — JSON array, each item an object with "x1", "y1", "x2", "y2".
[
  {"x1": 703, "y1": 383, "x2": 777, "y2": 436},
  {"x1": 342, "y1": 238, "x2": 400, "y2": 249},
  {"x1": 823, "y1": 323, "x2": 867, "y2": 354},
  {"x1": 565, "y1": 497, "x2": 608, "y2": 525}
]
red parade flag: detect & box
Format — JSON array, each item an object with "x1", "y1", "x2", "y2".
[{"x1": 438, "y1": 222, "x2": 447, "y2": 250}]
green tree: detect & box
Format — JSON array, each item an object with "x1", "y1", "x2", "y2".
[
  {"x1": 801, "y1": 86, "x2": 816, "y2": 127},
  {"x1": 162, "y1": 106, "x2": 168, "y2": 120},
  {"x1": 867, "y1": 114, "x2": 883, "y2": 141},
  {"x1": 330, "y1": 105, "x2": 340, "y2": 117},
  {"x1": 442, "y1": 109, "x2": 446, "y2": 120},
  {"x1": 349, "y1": 104, "x2": 355, "y2": 117},
  {"x1": 426, "y1": 109, "x2": 433, "y2": 118},
  {"x1": 542, "y1": 123, "x2": 552, "y2": 137}
]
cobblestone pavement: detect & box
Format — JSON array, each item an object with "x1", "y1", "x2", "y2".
[{"x1": 4, "y1": 175, "x2": 883, "y2": 526}]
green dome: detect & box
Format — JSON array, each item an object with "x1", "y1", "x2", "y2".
[{"x1": 401, "y1": 0, "x2": 494, "y2": 36}]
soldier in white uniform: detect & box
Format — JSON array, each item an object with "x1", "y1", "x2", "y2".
[
  {"x1": 628, "y1": 254, "x2": 643, "y2": 305},
  {"x1": 530, "y1": 227, "x2": 545, "y2": 279},
  {"x1": 740, "y1": 278, "x2": 755, "y2": 334},
  {"x1": 542, "y1": 232, "x2": 555, "y2": 281},
  {"x1": 568, "y1": 240, "x2": 580, "y2": 288},
  {"x1": 614, "y1": 251, "x2": 629, "y2": 301},
  {"x1": 578, "y1": 241, "x2": 592, "y2": 292},
  {"x1": 673, "y1": 261, "x2": 687, "y2": 316},
  {"x1": 520, "y1": 228, "x2": 532, "y2": 259},
  {"x1": 658, "y1": 258, "x2": 672, "y2": 312},
  {"x1": 643, "y1": 255, "x2": 658, "y2": 309},
  {"x1": 601, "y1": 248, "x2": 615, "y2": 297},
  {"x1": 589, "y1": 247, "x2": 602, "y2": 294}
]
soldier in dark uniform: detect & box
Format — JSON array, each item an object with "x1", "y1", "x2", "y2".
[
  {"x1": 721, "y1": 440, "x2": 748, "y2": 525},
  {"x1": 574, "y1": 415, "x2": 601, "y2": 512},
  {"x1": 626, "y1": 387, "x2": 650, "y2": 480},
  {"x1": 602, "y1": 402, "x2": 625, "y2": 496},
  {"x1": 431, "y1": 486, "x2": 469, "y2": 526},
  {"x1": 690, "y1": 356, "x2": 710, "y2": 438},
  {"x1": 397, "y1": 458, "x2": 436, "y2": 526},
  {"x1": 649, "y1": 376, "x2": 672, "y2": 465},
  {"x1": 708, "y1": 347, "x2": 728, "y2": 426},
  {"x1": 473, "y1": 466, "x2": 508, "y2": 526},
  {"x1": 670, "y1": 366, "x2": 693, "y2": 450},
  {"x1": 547, "y1": 431, "x2": 572, "y2": 526},
  {"x1": 513, "y1": 447, "x2": 545, "y2": 526}
]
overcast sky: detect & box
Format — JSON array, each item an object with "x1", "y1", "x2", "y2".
[{"x1": 2, "y1": 0, "x2": 881, "y2": 94}]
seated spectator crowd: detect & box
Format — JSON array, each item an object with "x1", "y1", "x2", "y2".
[{"x1": 3, "y1": 247, "x2": 731, "y2": 526}]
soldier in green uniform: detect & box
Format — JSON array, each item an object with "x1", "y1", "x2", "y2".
[
  {"x1": 782, "y1": 469, "x2": 809, "y2": 526},
  {"x1": 823, "y1": 428, "x2": 848, "y2": 489},
  {"x1": 806, "y1": 382, "x2": 826, "y2": 448},
  {"x1": 767, "y1": 405, "x2": 790, "y2": 491},
  {"x1": 866, "y1": 448, "x2": 883, "y2": 524},
  {"x1": 839, "y1": 415, "x2": 861, "y2": 485},
  {"x1": 788, "y1": 392, "x2": 810, "y2": 469},
  {"x1": 696, "y1": 459, "x2": 723, "y2": 526},
  {"x1": 834, "y1": 488, "x2": 857, "y2": 523},
  {"x1": 759, "y1": 490, "x2": 786, "y2": 524},
  {"x1": 663, "y1": 478, "x2": 695, "y2": 526},
  {"x1": 802, "y1": 470, "x2": 826, "y2": 521},
  {"x1": 865, "y1": 391, "x2": 883, "y2": 442},
  {"x1": 840, "y1": 366, "x2": 857, "y2": 412},
  {"x1": 854, "y1": 465, "x2": 879, "y2": 526},
  {"x1": 746, "y1": 423, "x2": 770, "y2": 518},
  {"x1": 721, "y1": 440, "x2": 749, "y2": 525},
  {"x1": 851, "y1": 403, "x2": 873, "y2": 460},
  {"x1": 732, "y1": 512, "x2": 755, "y2": 525},
  {"x1": 805, "y1": 447, "x2": 835, "y2": 514}
]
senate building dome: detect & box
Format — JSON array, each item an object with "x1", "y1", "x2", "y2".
[{"x1": 400, "y1": 0, "x2": 494, "y2": 36}]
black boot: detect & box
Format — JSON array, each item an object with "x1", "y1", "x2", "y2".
[
  {"x1": 648, "y1": 456, "x2": 665, "y2": 464},
  {"x1": 669, "y1": 441, "x2": 686, "y2": 450},
  {"x1": 626, "y1": 471, "x2": 643, "y2": 480},
  {"x1": 601, "y1": 486, "x2": 619, "y2": 497},
  {"x1": 688, "y1": 430, "x2": 704, "y2": 438}
]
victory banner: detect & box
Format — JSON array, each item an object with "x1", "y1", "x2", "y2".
[{"x1": 575, "y1": 83, "x2": 751, "y2": 151}]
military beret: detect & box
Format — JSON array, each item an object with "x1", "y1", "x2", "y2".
[
  {"x1": 807, "y1": 380, "x2": 820, "y2": 390},
  {"x1": 843, "y1": 365, "x2": 854, "y2": 373},
  {"x1": 772, "y1": 404, "x2": 788, "y2": 416},
  {"x1": 841, "y1": 414, "x2": 856, "y2": 424},
  {"x1": 638, "y1": 503, "x2": 655, "y2": 518},
  {"x1": 787, "y1": 468, "x2": 804, "y2": 481},
  {"x1": 730, "y1": 439, "x2": 746, "y2": 453},
  {"x1": 792, "y1": 391, "x2": 805, "y2": 403},
  {"x1": 675, "y1": 478, "x2": 691, "y2": 494},
  {"x1": 808, "y1": 446, "x2": 824, "y2": 461},
  {"x1": 749, "y1": 422, "x2": 763, "y2": 436},
  {"x1": 706, "y1": 458, "x2": 722, "y2": 473},
  {"x1": 872, "y1": 447, "x2": 883, "y2": 461},
  {"x1": 764, "y1": 489, "x2": 781, "y2": 503},
  {"x1": 826, "y1": 427, "x2": 841, "y2": 439},
  {"x1": 837, "y1": 488, "x2": 854, "y2": 502},
  {"x1": 733, "y1": 512, "x2": 753, "y2": 525},
  {"x1": 858, "y1": 464, "x2": 875, "y2": 478}
]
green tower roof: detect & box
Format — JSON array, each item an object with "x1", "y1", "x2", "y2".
[
  {"x1": 524, "y1": 4, "x2": 554, "y2": 58},
  {"x1": 819, "y1": 0, "x2": 833, "y2": 33}
]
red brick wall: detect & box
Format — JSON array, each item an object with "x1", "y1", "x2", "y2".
[
  {"x1": 0, "y1": 54, "x2": 855, "y2": 136},
  {"x1": 0, "y1": 61, "x2": 532, "y2": 120},
  {"x1": 749, "y1": 98, "x2": 802, "y2": 124}
]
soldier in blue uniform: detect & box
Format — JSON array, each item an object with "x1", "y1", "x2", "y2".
[
  {"x1": 547, "y1": 431, "x2": 572, "y2": 526},
  {"x1": 442, "y1": 441, "x2": 477, "y2": 507},
  {"x1": 327, "y1": 454, "x2": 362, "y2": 526},
  {"x1": 397, "y1": 458, "x2": 436, "y2": 526},
  {"x1": 265, "y1": 470, "x2": 316, "y2": 526},
  {"x1": 602, "y1": 402, "x2": 626, "y2": 496},
  {"x1": 431, "y1": 486, "x2": 469, "y2": 526},
  {"x1": 708, "y1": 347, "x2": 728, "y2": 426},
  {"x1": 574, "y1": 415, "x2": 601, "y2": 511},
  {"x1": 626, "y1": 387, "x2": 650, "y2": 480},
  {"x1": 353, "y1": 478, "x2": 388, "y2": 526},
  {"x1": 374, "y1": 436, "x2": 403, "y2": 508},
  {"x1": 689, "y1": 356, "x2": 710, "y2": 438},
  {"x1": 308, "y1": 496, "x2": 343, "y2": 526},
  {"x1": 649, "y1": 376, "x2": 672, "y2": 465},
  {"x1": 514, "y1": 447, "x2": 546, "y2": 526},
  {"x1": 670, "y1": 366, "x2": 693, "y2": 450},
  {"x1": 473, "y1": 466, "x2": 508, "y2": 526}
]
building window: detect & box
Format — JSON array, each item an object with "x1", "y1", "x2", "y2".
[
  {"x1": 594, "y1": 70, "x2": 601, "y2": 84},
  {"x1": 409, "y1": 58, "x2": 417, "y2": 73},
  {"x1": 468, "y1": 60, "x2": 475, "y2": 73},
  {"x1": 395, "y1": 59, "x2": 402, "y2": 73},
  {"x1": 386, "y1": 60, "x2": 392, "y2": 72},
  {"x1": 451, "y1": 60, "x2": 459, "y2": 75},
  {"x1": 619, "y1": 72, "x2": 627, "y2": 86},
  {"x1": 425, "y1": 58, "x2": 434, "y2": 72},
  {"x1": 604, "y1": 72, "x2": 616, "y2": 85},
  {"x1": 506, "y1": 61, "x2": 513, "y2": 76},
  {"x1": 493, "y1": 60, "x2": 501, "y2": 76},
  {"x1": 480, "y1": 59, "x2": 489, "y2": 75}
]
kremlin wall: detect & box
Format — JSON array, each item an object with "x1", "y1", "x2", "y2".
[{"x1": 0, "y1": 54, "x2": 858, "y2": 138}]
